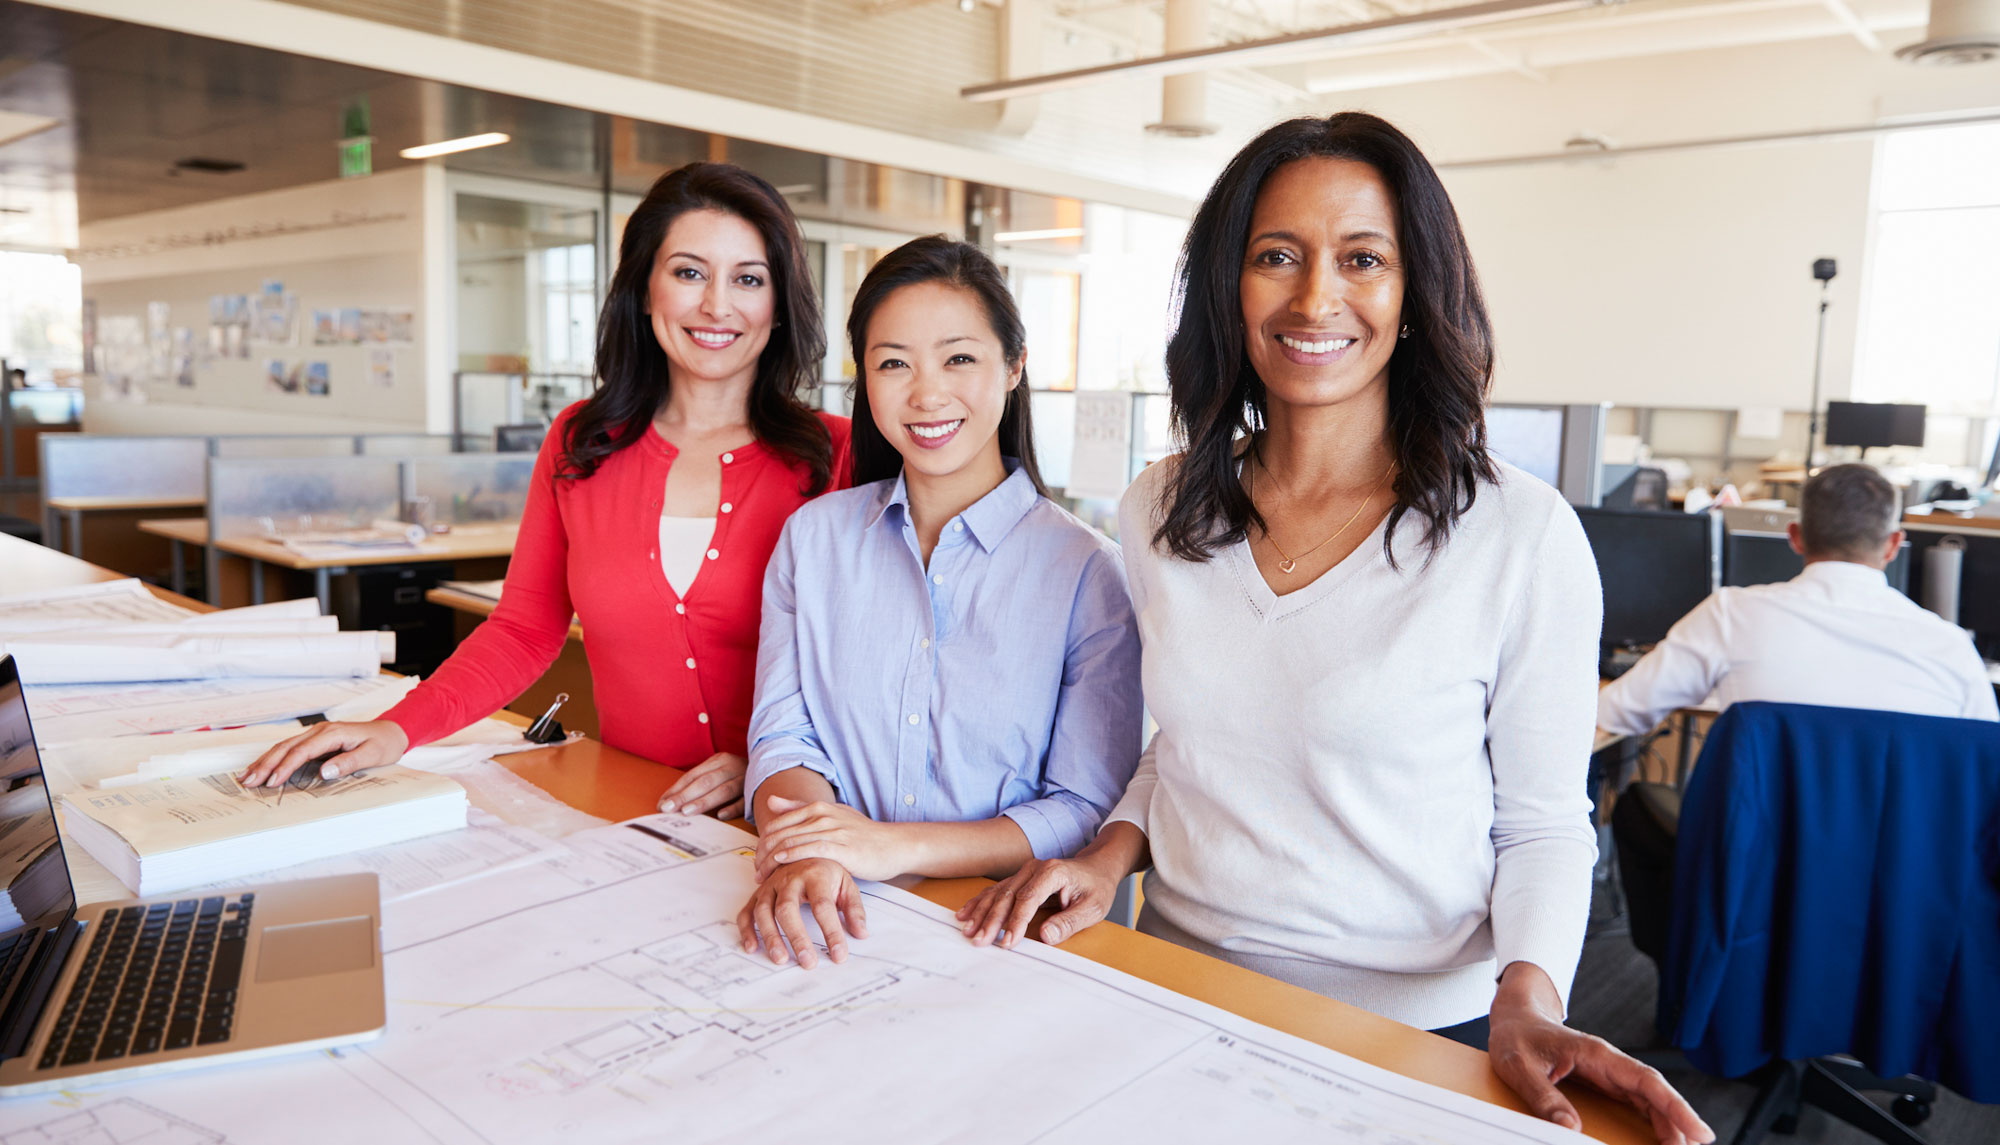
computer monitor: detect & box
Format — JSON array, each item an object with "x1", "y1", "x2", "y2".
[
  {"x1": 1723, "y1": 530, "x2": 1912, "y2": 595},
  {"x1": 1906, "y1": 526, "x2": 2000, "y2": 657},
  {"x1": 1486, "y1": 405, "x2": 1565, "y2": 490},
  {"x1": 494, "y1": 424, "x2": 548, "y2": 453},
  {"x1": 1576, "y1": 506, "x2": 1721, "y2": 648},
  {"x1": 1824, "y1": 401, "x2": 1926, "y2": 450}
]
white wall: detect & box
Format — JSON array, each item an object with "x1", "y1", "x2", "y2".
[
  {"x1": 77, "y1": 167, "x2": 436, "y2": 435},
  {"x1": 1330, "y1": 37, "x2": 2000, "y2": 414}
]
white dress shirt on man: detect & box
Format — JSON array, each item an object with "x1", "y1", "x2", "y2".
[{"x1": 1597, "y1": 559, "x2": 1998, "y2": 736}]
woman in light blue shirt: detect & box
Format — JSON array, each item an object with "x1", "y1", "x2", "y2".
[{"x1": 735, "y1": 236, "x2": 1142, "y2": 968}]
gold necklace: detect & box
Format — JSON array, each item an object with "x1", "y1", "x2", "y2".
[{"x1": 1255, "y1": 458, "x2": 1395, "y2": 574}]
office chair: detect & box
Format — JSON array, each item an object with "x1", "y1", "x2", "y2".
[{"x1": 1638, "y1": 702, "x2": 2000, "y2": 1145}]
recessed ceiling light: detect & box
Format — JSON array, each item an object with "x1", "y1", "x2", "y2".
[
  {"x1": 400, "y1": 132, "x2": 511, "y2": 160},
  {"x1": 994, "y1": 227, "x2": 1085, "y2": 243},
  {"x1": 173, "y1": 157, "x2": 247, "y2": 173}
]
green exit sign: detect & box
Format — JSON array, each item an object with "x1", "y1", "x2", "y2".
[{"x1": 340, "y1": 137, "x2": 373, "y2": 179}]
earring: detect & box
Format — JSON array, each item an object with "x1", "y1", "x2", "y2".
[{"x1": 1398, "y1": 324, "x2": 1411, "y2": 340}]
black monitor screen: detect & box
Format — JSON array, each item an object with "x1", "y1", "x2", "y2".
[
  {"x1": 0, "y1": 657, "x2": 77, "y2": 933},
  {"x1": 1725, "y1": 531, "x2": 1911, "y2": 595},
  {"x1": 1824, "y1": 401, "x2": 1926, "y2": 449},
  {"x1": 1577, "y1": 507, "x2": 1718, "y2": 648}
]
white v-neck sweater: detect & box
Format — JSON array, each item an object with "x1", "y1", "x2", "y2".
[{"x1": 1108, "y1": 458, "x2": 1602, "y2": 1029}]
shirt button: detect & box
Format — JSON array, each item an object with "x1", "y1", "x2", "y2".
[
  {"x1": 697, "y1": 712, "x2": 709, "y2": 724},
  {"x1": 721, "y1": 452, "x2": 734, "y2": 464},
  {"x1": 903, "y1": 793, "x2": 916, "y2": 806},
  {"x1": 952, "y1": 521, "x2": 964, "y2": 532},
  {"x1": 720, "y1": 502, "x2": 733, "y2": 514},
  {"x1": 920, "y1": 637, "x2": 931, "y2": 649},
  {"x1": 674, "y1": 603, "x2": 686, "y2": 615},
  {"x1": 706, "y1": 548, "x2": 719, "y2": 560},
  {"x1": 685, "y1": 657, "x2": 697, "y2": 669},
  {"x1": 931, "y1": 574, "x2": 943, "y2": 585},
  {"x1": 907, "y1": 713, "x2": 919, "y2": 725}
]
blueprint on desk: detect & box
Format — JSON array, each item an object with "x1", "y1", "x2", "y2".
[{"x1": 0, "y1": 813, "x2": 1584, "y2": 1145}]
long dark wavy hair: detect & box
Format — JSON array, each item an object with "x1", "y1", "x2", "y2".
[
  {"x1": 559, "y1": 162, "x2": 833, "y2": 493},
  {"x1": 846, "y1": 236, "x2": 1046, "y2": 495},
  {"x1": 1154, "y1": 112, "x2": 1496, "y2": 567}
]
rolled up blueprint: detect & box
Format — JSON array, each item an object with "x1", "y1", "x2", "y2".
[
  {"x1": 1922, "y1": 535, "x2": 1964, "y2": 626},
  {"x1": 4, "y1": 630, "x2": 394, "y2": 685}
]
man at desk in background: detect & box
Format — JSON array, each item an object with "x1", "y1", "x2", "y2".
[{"x1": 1598, "y1": 463, "x2": 1997, "y2": 735}]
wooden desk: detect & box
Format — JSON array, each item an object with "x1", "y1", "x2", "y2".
[
  {"x1": 137, "y1": 517, "x2": 517, "y2": 611},
  {"x1": 426, "y1": 585, "x2": 598, "y2": 738},
  {"x1": 1906, "y1": 508, "x2": 2000, "y2": 533},
  {"x1": 42, "y1": 494, "x2": 205, "y2": 579},
  {"x1": 500, "y1": 737, "x2": 1653, "y2": 1144},
  {"x1": 9, "y1": 532, "x2": 1650, "y2": 1144}
]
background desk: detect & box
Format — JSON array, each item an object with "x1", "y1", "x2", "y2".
[
  {"x1": 137, "y1": 517, "x2": 516, "y2": 611},
  {"x1": 43, "y1": 494, "x2": 204, "y2": 579},
  {"x1": 426, "y1": 585, "x2": 598, "y2": 738}
]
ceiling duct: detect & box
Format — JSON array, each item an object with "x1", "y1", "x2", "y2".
[
  {"x1": 1896, "y1": 0, "x2": 2000, "y2": 63},
  {"x1": 1147, "y1": 0, "x2": 1219, "y2": 137}
]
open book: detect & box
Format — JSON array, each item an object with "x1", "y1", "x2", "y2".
[{"x1": 59, "y1": 766, "x2": 468, "y2": 898}]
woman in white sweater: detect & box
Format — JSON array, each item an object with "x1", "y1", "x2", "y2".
[{"x1": 958, "y1": 113, "x2": 1709, "y2": 1145}]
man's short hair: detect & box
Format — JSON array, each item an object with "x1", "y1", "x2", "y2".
[{"x1": 1800, "y1": 464, "x2": 1899, "y2": 559}]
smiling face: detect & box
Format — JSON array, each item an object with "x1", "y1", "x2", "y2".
[
  {"x1": 645, "y1": 208, "x2": 776, "y2": 390},
  {"x1": 1239, "y1": 156, "x2": 1405, "y2": 413},
  {"x1": 862, "y1": 281, "x2": 1018, "y2": 486}
]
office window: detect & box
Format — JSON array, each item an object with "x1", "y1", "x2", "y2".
[
  {"x1": 539, "y1": 242, "x2": 596, "y2": 375},
  {"x1": 0, "y1": 252, "x2": 82, "y2": 385},
  {"x1": 1853, "y1": 122, "x2": 2000, "y2": 417}
]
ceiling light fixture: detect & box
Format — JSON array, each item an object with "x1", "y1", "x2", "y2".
[
  {"x1": 994, "y1": 227, "x2": 1085, "y2": 243},
  {"x1": 173, "y1": 157, "x2": 246, "y2": 174},
  {"x1": 399, "y1": 132, "x2": 511, "y2": 160}
]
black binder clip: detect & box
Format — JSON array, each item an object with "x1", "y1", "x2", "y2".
[{"x1": 525, "y1": 692, "x2": 569, "y2": 745}]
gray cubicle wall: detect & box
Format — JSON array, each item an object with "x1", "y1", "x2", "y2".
[
  {"x1": 407, "y1": 454, "x2": 536, "y2": 525},
  {"x1": 38, "y1": 434, "x2": 209, "y2": 554},
  {"x1": 209, "y1": 435, "x2": 360, "y2": 459},
  {"x1": 359, "y1": 434, "x2": 455, "y2": 457},
  {"x1": 205, "y1": 455, "x2": 406, "y2": 604}
]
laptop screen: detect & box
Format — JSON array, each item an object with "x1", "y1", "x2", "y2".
[{"x1": 0, "y1": 656, "x2": 76, "y2": 932}]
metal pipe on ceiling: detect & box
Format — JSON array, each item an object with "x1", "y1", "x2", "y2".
[{"x1": 1436, "y1": 107, "x2": 2000, "y2": 168}]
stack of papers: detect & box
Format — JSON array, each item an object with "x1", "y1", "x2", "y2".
[{"x1": 59, "y1": 765, "x2": 469, "y2": 897}]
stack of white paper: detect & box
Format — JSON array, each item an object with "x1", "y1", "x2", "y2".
[
  {"x1": 58, "y1": 766, "x2": 468, "y2": 897},
  {"x1": 6, "y1": 630, "x2": 392, "y2": 684}
]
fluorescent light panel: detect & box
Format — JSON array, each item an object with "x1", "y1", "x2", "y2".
[
  {"x1": 994, "y1": 227, "x2": 1085, "y2": 243},
  {"x1": 399, "y1": 132, "x2": 511, "y2": 160}
]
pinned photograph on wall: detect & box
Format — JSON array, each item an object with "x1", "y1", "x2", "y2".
[
  {"x1": 264, "y1": 358, "x2": 296, "y2": 394},
  {"x1": 386, "y1": 307, "x2": 415, "y2": 345},
  {"x1": 367, "y1": 347, "x2": 395, "y2": 389},
  {"x1": 209, "y1": 294, "x2": 252, "y2": 358},
  {"x1": 305, "y1": 361, "x2": 331, "y2": 397},
  {"x1": 145, "y1": 302, "x2": 173, "y2": 382},
  {"x1": 360, "y1": 309, "x2": 389, "y2": 343},
  {"x1": 254, "y1": 292, "x2": 298, "y2": 345},
  {"x1": 225, "y1": 324, "x2": 246, "y2": 359},
  {"x1": 261, "y1": 279, "x2": 285, "y2": 301},
  {"x1": 338, "y1": 307, "x2": 362, "y2": 345},
  {"x1": 312, "y1": 309, "x2": 341, "y2": 346},
  {"x1": 146, "y1": 301, "x2": 170, "y2": 337},
  {"x1": 172, "y1": 328, "x2": 196, "y2": 388}
]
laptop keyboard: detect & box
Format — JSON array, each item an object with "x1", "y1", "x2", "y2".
[{"x1": 38, "y1": 892, "x2": 254, "y2": 1069}]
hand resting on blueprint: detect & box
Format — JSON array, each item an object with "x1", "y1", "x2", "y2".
[
  {"x1": 239, "y1": 719, "x2": 411, "y2": 788},
  {"x1": 736, "y1": 857, "x2": 870, "y2": 970},
  {"x1": 751, "y1": 796, "x2": 909, "y2": 882},
  {"x1": 656, "y1": 751, "x2": 747, "y2": 819}
]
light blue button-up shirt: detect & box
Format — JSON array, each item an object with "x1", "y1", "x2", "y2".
[{"x1": 745, "y1": 462, "x2": 1143, "y2": 859}]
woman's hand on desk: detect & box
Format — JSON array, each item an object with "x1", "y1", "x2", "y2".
[
  {"x1": 955, "y1": 822, "x2": 1147, "y2": 949},
  {"x1": 240, "y1": 720, "x2": 410, "y2": 788},
  {"x1": 753, "y1": 797, "x2": 907, "y2": 882},
  {"x1": 658, "y1": 752, "x2": 747, "y2": 819},
  {"x1": 1487, "y1": 962, "x2": 1713, "y2": 1145},
  {"x1": 736, "y1": 857, "x2": 869, "y2": 969}
]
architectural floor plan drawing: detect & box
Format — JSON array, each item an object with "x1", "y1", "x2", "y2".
[{"x1": 0, "y1": 814, "x2": 1588, "y2": 1144}]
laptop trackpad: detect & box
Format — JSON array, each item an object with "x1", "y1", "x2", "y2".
[{"x1": 255, "y1": 917, "x2": 377, "y2": 983}]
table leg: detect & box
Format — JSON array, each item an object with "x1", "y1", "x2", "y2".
[
  {"x1": 168, "y1": 538, "x2": 186, "y2": 596},
  {"x1": 203, "y1": 544, "x2": 221, "y2": 606},
  {"x1": 250, "y1": 559, "x2": 266, "y2": 605},
  {"x1": 315, "y1": 568, "x2": 333, "y2": 615},
  {"x1": 65, "y1": 509, "x2": 82, "y2": 557}
]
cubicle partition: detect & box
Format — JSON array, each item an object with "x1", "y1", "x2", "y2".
[
  {"x1": 359, "y1": 434, "x2": 455, "y2": 457},
  {"x1": 38, "y1": 434, "x2": 209, "y2": 556},
  {"x1": 208, "y1": 435, "x2": 358, "y2": 460},
  {"x1": 407, "y1": 454, "x2": 535, "y2": 525}
]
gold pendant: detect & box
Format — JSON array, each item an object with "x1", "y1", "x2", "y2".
[{"x1": 1278, "y1": 558, "x2": 1297, "y2": 574}]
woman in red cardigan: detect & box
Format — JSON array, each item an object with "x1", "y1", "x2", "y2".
[{"x1": 242, "y1": 163, "x2": 850, "y2": 819}]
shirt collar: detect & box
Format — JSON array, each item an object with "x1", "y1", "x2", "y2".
[
  {"x1": 1798, "y1": 559, "x2": 1889, "y2": 588},
  {"x1": 863, "y1": 459, "x2": 1040, "y2": 552}
]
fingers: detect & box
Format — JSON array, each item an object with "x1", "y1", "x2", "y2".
[
  {"x1": 1576, "y1": 1043, "x2": 1711, "y2": 1145},
  {"x1": 766, "y1": 831, "x2": 842, "y2": 865},
  {"x1": 773, "y1": 890, "x2": 819, "y2": 970},
  {"x1": 837, "y1": 876, "x2": 870, "y2": 940},
  {"x1": 750, "y1": 893, "x2": 788, "y2": 966},
  {"x1": 1000, "y1": 867, "x2": 1065, "y2": 949},
  {"x1": 1491, "y1": 1043, "x2": 1581, "y2": 1134},
  {"x1": 663, "y1": 770, "x2": 743, "y2": 816},
  {"x1": 807, "y1": 892, "x2": 850, "y2": 964},
  {"x1": 240, "y1": 728, "x2": 328, "y2": 788},
  {"x1": 735, "y1": 897, "x2": 761, "y2": 955},
  {"x1": 758, "y1": 800, "x2": 829, "y2": 836},
  {"x1": 1039, "y1": 892, "x2": 1107, "y2": 946},
  {"x1": 715, "y1": 798, "x2": 744, "y2": 821},
  {"x1": 960, "y1": 878, "x2": 1018, "y2": 946}
]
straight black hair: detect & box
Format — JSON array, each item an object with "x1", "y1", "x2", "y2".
[
  {"x1": 1154, "y1": 112, "x2": 1497, "y2": 567},
  {"x1": 560, "y1": 162, "x2": 832, "y2": 493},
  {"x1": 845, "y1": 236, "x2": 1046, "y2": 495}
]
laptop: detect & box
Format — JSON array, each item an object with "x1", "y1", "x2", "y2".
[{"x1": 0, "y1": 654, "x2": 386, "y2": 1096}]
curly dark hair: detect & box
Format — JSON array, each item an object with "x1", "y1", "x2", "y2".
[
  {"x1": 559, "y1": 162, "x2": 832, "y2": 493},
  {"x1": 1154, "y1": 112, "x2": 1496, "y2": 567}
]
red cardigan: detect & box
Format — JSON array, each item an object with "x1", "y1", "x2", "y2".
[{"x1": 382, "y1": 403, "x2": 851, "y2": 768}]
